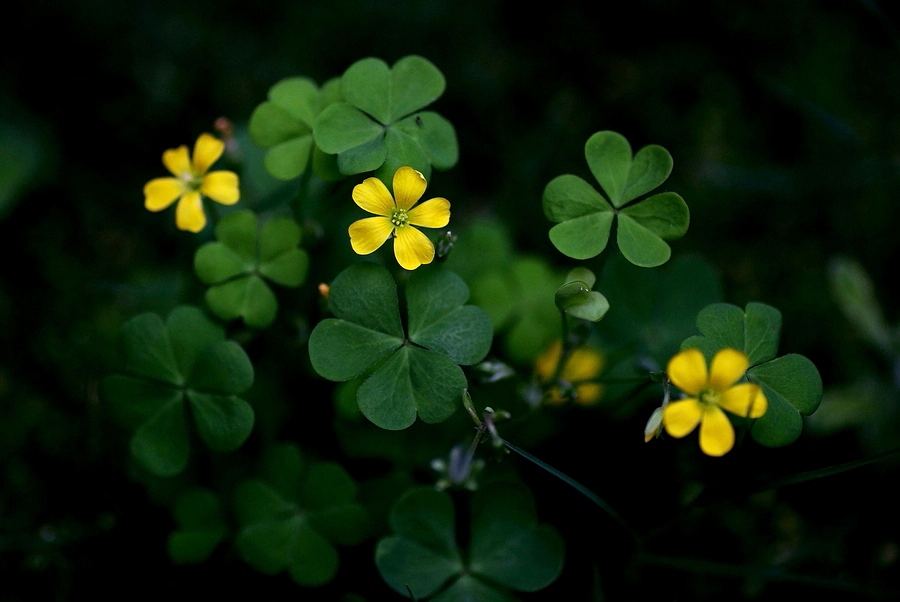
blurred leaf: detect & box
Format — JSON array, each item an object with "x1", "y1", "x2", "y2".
[
  {"x1": 309, "y1": 264, "x2": 491, "y2": 429},
  {"x1": 313, "y1": 56, "x2": 457, "y2": 179},
  {"x1": 0, "y1": 121, "x2": 48, "y2": 218},
  {"x1": 234, "y1": 443, "x2": 367, "y2": 586},
  {"x1": 543, "y1": 131, "x2": 688, "y2": 267},
  {"x1": 167, "y1": 488, "x2": 227, "y2": 564},
  {"x1": 194, "y1": 210, "x2": 308, "y2": 328},
  {"x1": 101, "y1": 306, "x2": 254, "y2": 476},
  {"x1": 828, "y1": 257, "x2": 892, "y2": 352},
  {"x1": 599, "y1": 255, "x2": 722, "y2": 364},
  {"x1": 249, "y1": 76, "x2": 342, "y2": 180},
  {"x1": 376, "y1": 484, "x2": 564, "y2": 599}
]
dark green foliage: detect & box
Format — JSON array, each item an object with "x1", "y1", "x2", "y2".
[
  {"x1": 376, "y1": 485, "x2": 564, "y2": 599},
  {"x1": 544, "y1": 131, "x2": 689, "y2": 267},
  {"x1": 309, "y1": 264, "x2": 492, "y2": 429},
  {"x1": 314, "y1": 56, "x2": 458, "y2": 181},
  {"x1": 234, "y1": 443, "x2": 368, "y2": 586},
  {"x1": 194, "y1": 210, "x2": 308, "y2": 328},
  {"x1": 101, "y1": 306, "x2": 254, "y2": 476}
]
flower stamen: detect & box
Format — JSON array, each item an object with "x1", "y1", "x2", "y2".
[
  {"x1": 390, "y1": 209, "x2": 410, "y2": 228},
  {"x1": 699, "y1": 388, "x2": 720, "y2": 406}
]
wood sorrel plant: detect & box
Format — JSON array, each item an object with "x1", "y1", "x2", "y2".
[{"x1": 102, "y1": 54, "x2": 825, "y2": 598}]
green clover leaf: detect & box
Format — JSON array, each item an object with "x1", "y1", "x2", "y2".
[
  {"x1": 313, "y1": 56, "x2": 458, "y2": 181},
  {"x1": 308, "y1": 264, "x2": 492, "y2": 430},
  {"x1": 101, "y1": 306, "x2": 255, "y2": 476},
  {"x1": 475, "y1": 259, "x2": 562, "y2": 364},
  {"x1": 249, "y1": 76, "x2": 342, "y2": 181},
  {"x1": 234, "y1": 443, "x2": 368, "y2": 586},
  {"x1": 543, "y1": 131, "x2": 689, "y2": 267},
  {"x1": 376, "y1": 484, "x2": 564, "y2": 600},
  {"x1": 682, "y1": 302, "x2": 823, "y2": 446},
  {"x1": 194, "y1": 210, "x2": 308, "y2": 328},
  {"x1": 555, "y1": 267, "x2": 609, "y2": 322},
  {"x1": 167, "y1": 488, "x2": 227, "y2": 564}
]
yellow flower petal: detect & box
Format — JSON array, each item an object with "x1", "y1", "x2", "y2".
[
  {"x1": 163, "y1": 145, "x2": 192, "y2": 178},
  {"x1": 709, "y1": 348, "x2": 749, "y2": 391},
  {"x1": 201, "y1": 171, "x2": 240, "y2": 205},
  {"x1": 562, "y1": 347, "x2": 604, "y2": 382},
  {"x1": 719, "y1": 383, "x2": 768, "y2": 418},
  {"x1": 407, "y1": 197, "x2": 450, "y2": 228},
  {"x1": 667, "y1": 348, "x2": 708, "y2": 395},
  {"x1": 574, "y1": 383, "x2": 603, "y2": 406},
  {"x1": 393, "y1": 166, "x2": 427, "y2": 210},
  {"x1": 192, "y1": 133, "x2": 225, "y2": 175},
  {"x1": 393, "y1": 225, "x2": 434, "y2": 270},
  {"x1": 175, "y1": 191, "x2": 206, "y2": 233},
  {"x1": 349, "y1": 217, "x2": 394, "y2": 255},
  {"x1": 535, "y1": 340, "x2": 563, "y2": 381},
  {"x1": 699, "y1": 405, "x2": 735, "y2": 456},
  {"x1": 663, "y1": 398, "x2": 702, "y2": 437},
  {"x1": 352, "y1": 177, "x2": 395, "y2": 216},
  {"x1": 144, "y1": 177, "x2": 185, "y2": 211}
]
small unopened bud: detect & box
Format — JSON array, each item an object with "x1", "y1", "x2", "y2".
[
  {"x1": 436, "y1": 231, "x2": 458, "y2": 259},
  {"x1": 318, "y1": 283, "x2": 330, "y2": 299},
  {"x1": 644, "y1": 406, "x2": 664, "y2": 442}
]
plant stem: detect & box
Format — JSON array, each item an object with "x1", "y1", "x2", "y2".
[{"x1": 501, "y1": 438, "x2": 630, "y2": 534}]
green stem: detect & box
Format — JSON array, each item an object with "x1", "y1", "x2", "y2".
[{"x1": 501, "y1": 438, "x2": 630, "y2": 533}]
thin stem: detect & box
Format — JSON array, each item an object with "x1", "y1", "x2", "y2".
[{"x1": 501, "y1": 438, "x2": 631, "y2": 535}]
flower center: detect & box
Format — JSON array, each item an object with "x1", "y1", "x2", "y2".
[
  {"x1": 699, "y1": 388, "x2": 720, "y2": 406},
  {"x1": 390, "y1": 209, "x2": 410, "y2": 228},
  {"x1": 181, "y1": 171, "x2": 202, "y2": 191}
]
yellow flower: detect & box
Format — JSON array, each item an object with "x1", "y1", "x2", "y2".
[
  {"x1": 143, "y1": 133, "x2": 240, "y2": 233},
  {"x1": 348, "y1": 166, "x2": 450, "y2": 270},
  {"x1": 535, "y1": 340, "x2": 605, "y2": 406},
  {"x1": 663, "y1": 348, "x2": 768, "y2": 457}
]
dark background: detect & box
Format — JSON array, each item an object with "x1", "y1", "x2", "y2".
[{"x1": 2, "y1": 0, "x2": 899, "y2": 600}]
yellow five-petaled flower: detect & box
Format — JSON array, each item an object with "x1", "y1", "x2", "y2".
[
  {"x1": 349, "y1": 166, "x2": 450, "y2": 270},
  {"x1": 663, "y1": 348, "x2": 768, "y2": 457},
  {"x1": 143, "y1": 133, "x2": 240, "y2": 233}
]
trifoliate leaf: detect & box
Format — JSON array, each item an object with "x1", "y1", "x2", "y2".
[
  {"x1": 376, "y1": 484, "x2": 564, "y2": 599},
  {"x1": 101, "y1": 306, "x2": 255, "y2": 476},
  {"x1": 234, "y1": 444, "x2": 367, "y2": 586},
  {"x1": 308, "y1": 264, "x2": 492, "y2": 430},
  {"x1": 313, "y1": 56, "x2": 457, "y2": 180},
  {"x1": 194, "y1": 210, "x2": 308, "y2": 328},
  {"x1": 543, "y1": 130, "x2": 689, "y2": 267},
  {"x1": 249, "y1": 77, "x2": 342, "y2": 180}
]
